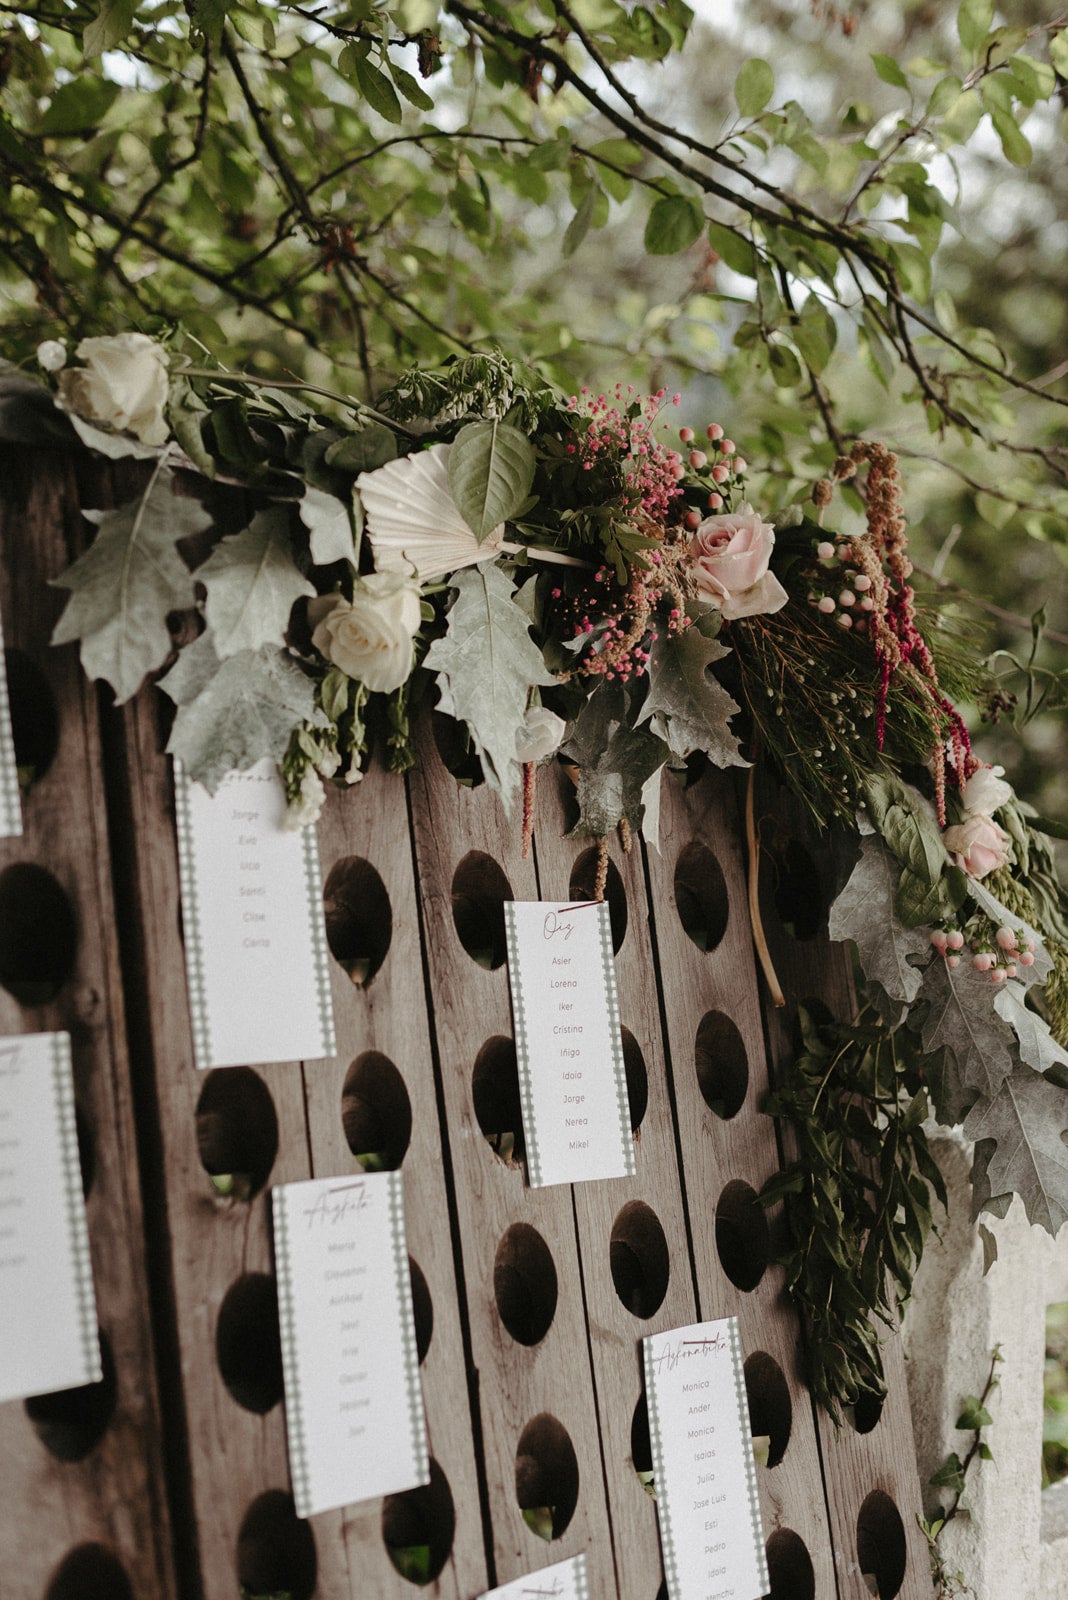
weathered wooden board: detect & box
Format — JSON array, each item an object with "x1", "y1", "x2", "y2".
[{"x1": 0, "y1": 449, "x2": 177, "y2": 1600}]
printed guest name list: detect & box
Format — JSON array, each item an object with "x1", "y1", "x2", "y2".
[
  {"x1": 504, "y1": 900, "x2": 634, "y2": 1188},
  {"x1": 174, "y1": 758, "x2": 335, "y2": 1070}
]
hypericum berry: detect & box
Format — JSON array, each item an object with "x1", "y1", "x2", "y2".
[
  {"x1": 712, "y1": 463, "x2": 729, "y2": 484},
  {"x1": 946, "y1": 929, "x2": 965, "y2": 951},
  {"x1": 683, "y1": 509, "x2": 702, "y2": 530},
  {"x1": 817, "y1": 541, "x2": 835, "y2": 560},
  {"x1": 689, "y1": 449, "x2": 708, "y2": 469},
  {"x1": 707, "y1": 423, "x2": 724, "y2": 441},
  {"x1": 947, "y1": 954, "x2": 961, "y2": 969},
  {"x1": 679, "y1": 426, "x2": 695, "y2": 443},
  {"x1": 855, "y1": 574, "x2": 872, "y2": 591},
  {"x1": 734, "y1": 458, "x2": 748, "y2": 474},
  {"x1": 973, "y1": 951, "x2": 995, "y2": 971},
  {"x1": 837, "y1": 612, "x2": 853, "y2": 629},
  {"x1": 707, "y1": 492, "x2": 723, "y2": 510},
  {"x1": 1019, "y1": 951, "x2": 1035, "y2": 967},
  {"x1": 818, "y1": 596, "x2": 836, "y2": 615},
  {"x1": 720, "y1": 438, "x2": 736, "y2": 454},
  {"x1": 839, "y1": 590, "x2": 856, "y2": 608},
  {"x1": 930, "y1": 930, "x2": 949, "y2": 951},
  {"x1": 990, "y1": 967, "x2": 1007, "y2": 983},
  {"x1": 1005, "y1": 963, "x2": 1018, "y2": 979},
  {"x1": 996, "y1": 926, "x2": 1017, "y2": 951}
]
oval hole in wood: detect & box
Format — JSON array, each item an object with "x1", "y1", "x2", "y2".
[
  {"x1": 715, "y1": 1179, "x2": 769, "y2": 1292},
  {"x1": 409, "y1": 1256, "x2": 433, "y2": 1364},
  {"x1": 0, "y1": 861, "x2": 78, "y2": 1006},
  {"x1": 237, "y1": 1490, "x2": 317, "y2": 1600},
  {"x1": 76, "y1": 1101, "x2": 94, "y2": 1197},
  {"x1": 770, "y1": 839, "x2": 825, "y2": 941},
  {"x1": 515, "y1": 1413, "x2": 580, "y2": 1541},
  {"x1": 5, "y1": 648, "x2": 59, "y2": 788},
  {"x1": 765, "y1": 1528, "x2": 815, "y2": 1600},
  {"x1": 743, "y1": 1351, "x2": 792, "y2": 1469},
  {"x1": 856, "y1": 1489, "x2": 908, "y2": 1599},
  {"x1": 610, "y1": 1200, "x2": 670, "y2": 1319},
  {"x1": 323, "y1": 856, "x2": 392, "y2": 986},
  {"x1": 432, "y1": 709, "x2": 485, "y2": 789},
  {"x1": 673, "y1": 841, "x2": 729, "y2": 953},
  {"x1": 382, "y1": 1457, "x2": 455, "y2": 1584},
  {"x1": 621, "y1": 1026, "x2": 648, "y2": 1133},
  {"x1": 216, "y1": 1272, "x2": 284, "y2": 1414},
  {"x1": 341, "y1": 1050, "x2": 412, "y2": 1171},
  {"x1": 630, "y1": 1390, "x2": 657, "y2": 1500},
  {"x1": 45, "y1": 1544, "x2": 134, "y2": 1600},
  {"x1": 25, "y1": 1329, "x2": 115, "y2": 1461},
  {"x1": 694, "y1": 1010, "x2": 749, "y2": 1120},
  {"x1": 569, "y1": 847, "x2": 628, "y2": 953},
  {"x1": 196, "y1": 1067, "x2": 279, "y2": 1200},
  {"x1": 451, "y1": 852, "x2": 513, "y2": 971},
  {"x1": 848, "y1": 1389, "x2": 885, "y2": 1435},
  {"x1": 472, "y1": 1035, "x2": 525, "y2": 1164},
  {"x1": 494, "y1": 1223, "x2": 558, "y2": 1346}
]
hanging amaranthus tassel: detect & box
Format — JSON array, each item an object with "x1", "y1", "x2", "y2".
[
  {"x1": 521, "y1": 761, "x2": 536, "y2": 859},
  {"x1": 594, "y1": 835, "x2": 609, "y2": 901},
  {"x1": 618, "y1": 816, "x2": 632, "y2": 855}
]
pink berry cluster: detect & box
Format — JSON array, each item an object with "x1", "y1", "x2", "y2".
[
  {"x1": 808, "y1": 539, "x2": 875, "y2": 635},
  {"x1": 674, "y1": 423, "x2": 748, "y2": 519},
  {"x1": 930, "y1": 923, "x2": 1037, "y2": 982},
  {"x1": 566, "y1": 385, "x2": 684, "y2": 520}
]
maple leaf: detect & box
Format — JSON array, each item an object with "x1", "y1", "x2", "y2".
[
  {"x1": 424, "y1": 563, "x2": 554, "y2": 804},
  {"x1": 636, "y1": 625, "x2": 746, "y2": 767},
  {"x1": 993, "y1": 983, "x2": 1068, "y2": 1082},
  {"x1": 160, "y1": 632, "x2": 322, "y2": 791},
  {"x1": 51, "y1": 461, "x2": 212, "y2": 702},
  {"x1": 963, "y1": 1068, "x2": 1068, "y2": 1234},
  {"x1": 828, "y1": 834, "x2": 931, "y2": 1006},
  {"x1": 299, "y1": 485, "x2": 356, "y2": 566},
  {"x1": 918, "y1": 957, "x2": 1018, "y2": 1099},
  {"x1": 197, "y1": 507, "x2": 315, "y2": 657},
  {"x1": 922, "y1": 1044, "x2": 980, "y2": 1126},
  {"x1": 561, "y1": 682, "x2": 669, "y2": 836}
]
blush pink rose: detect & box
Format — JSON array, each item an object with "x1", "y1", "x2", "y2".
[
  {"x1": 942, "y1": 813, "x2": 1013, "y2": 879},
  {"x1": 687, "y1": 505, "x2": 789, "y2": 620}
]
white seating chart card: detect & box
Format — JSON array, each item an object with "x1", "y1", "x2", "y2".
[
  {"x1": 643, "y1": 1317, "x2": 769, "y2": 1600},
  {"x1": 504, "y1": 900, "x2": 634, "y2": 1188},
  {"x1": 479, "y1": 1554, "x2": 589, "y2": 1599},
  {"x1": 0, "y1": 607, "x2": 22, "y2": 837},
  {"x1": 174, "y1": 758, "x2": 335, "y2": 1070},
  {"x1": 273, "y1": 1170, "x2": 428, "y2": 1518},
  {"x1": 0, "y1": 1032, "x2": 101, "y2": 1403}
]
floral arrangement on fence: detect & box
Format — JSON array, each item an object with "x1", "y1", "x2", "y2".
[{"x1": 4, "y1": 331, "x2": 1067, "y2": 1417}]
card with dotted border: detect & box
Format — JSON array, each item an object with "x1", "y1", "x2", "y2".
[
  {"x1": 273, "y1": 1170, "x2": 428, "y2": 1518},
  {"x1": 504, "y1": 899, "x2": 634, "y2": 1188},
  {"x1": 173, "y1": 758, "x2": 335, "y2": 1070},
  {"x1": 477, "y1": 1553, "x2": 590, "y2": 1599},
  {"x1": 643, "y1": 1316, "x2": 769, "y2": 1600},
  {"x1": 0, "y1": 1031, "x2": 101, "y2": 1403},
  {"x1": 0, "y1": 605, "x2": 22, "y2": 838}
]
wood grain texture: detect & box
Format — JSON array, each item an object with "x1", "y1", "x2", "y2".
[
  {"x1": 304, "y1": 760, "x2": 489, "y2": 1598},
  {"x1": 406, "y1": 721, "x2": 618, "y2": 1597},
  {"x1": 531, "y1": 763, "x2": 698, "y2": 1600},
  {"x1": 643, "y1": 764, "x2": 841, "y2": 1598},
  {"x1": 0, "y1": 449, "x2": 177, "y2": 1600},
  {"x1": 752, "y1": 775, "x2": 932, "y2": 1600}
]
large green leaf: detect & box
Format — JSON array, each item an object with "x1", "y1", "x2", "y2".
[
  {"x1": 83, "y1": 0, "x2": 139, "y2": 57},
  {"x1": 160, "y1": 632, "x2": 323, "y2": 791},
  {"x1": 51, "y1": 463, "x2": 211, "y2": 702},
  {"x1": 447, "y1": 421, "x2": 536, "y2": 544},
  {"x1": 644, "y1": 194, "x2": 703, "y2": 256},
  {"x1": 734, "y1": 58, "x2": 775, "y2": 116},
  {"x1": 423, "y1": 563, "x2": 554, "y2": 803},
  {"x1": 636, "y1": 625, "x2": 745, "y2": 767},
  {"x1": 197, "y1": 508, "x2": 314, "y2": 657}
]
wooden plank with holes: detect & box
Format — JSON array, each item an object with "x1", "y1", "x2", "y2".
[
  {"x1": 0, "y1": 448, "x2": 177, "y2": 1600},
  {"x1": 643, "y1": 764, "x2": 842, "y2": 1600},
  {"x1": 406, "y1": 719, "x2": 619, "y2": 1597},
  {"x1": 300, "y1": 760, "x2": 489, "y2": 1598},
  {"x1": 530, "y1": 763, "x2": 699, "y2": 1600},
  {"x1": 753, "y1": 783, "x2": 932, "y2": 1600}
]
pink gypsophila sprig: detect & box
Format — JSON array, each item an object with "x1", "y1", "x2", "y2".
[{"x1": 566, "y1": 384, "x2": 684, "y2": 520}]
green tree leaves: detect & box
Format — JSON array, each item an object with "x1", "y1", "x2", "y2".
[
  {"x1": 643, "y1": 194, "x2": 703, "y2": 255},
  {"x1": 734, "y1": 58, "x2": 774, "y2": 117},
  {"x1": 448, "y1": 421, "x2": 536, "y2": 544}
]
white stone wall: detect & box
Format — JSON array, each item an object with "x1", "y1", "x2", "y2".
[{"x1": 902, "y1": 1133, "x2": 1068, "y2": 1599}]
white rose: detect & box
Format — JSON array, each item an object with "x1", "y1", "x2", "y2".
[
  {"x1": 515, "y1": 706, "x2": 566, "y2": 764},
  {"x1": 36, "y1": 340, "x2": 67, "y2": 372},
  {"x1": 308, "y1": 572, "x2": 421, "y2": 693},
  {"x1": 961, "y1": 764, "x2": 1013, "y2": 818},
  {"x1": 56, "y1": 332, "x2": 170, "y2": 445},
  {"x1": 282, "y1": 769, "x2": 326, "y2": 830}
]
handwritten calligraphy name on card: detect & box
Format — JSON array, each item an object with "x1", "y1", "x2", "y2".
[
  {"x1": 174, "y1": 758, "x2": 335, "y2": 1069},
  {"x1": 643, "y1": 1317, "x2": 768, "y2": 1600},
  {"x1": 273, "y1": 1170, "x2": 428, "y2": 1518},
  {"x1": 478, "y1": 1553, "x2": 589, "y2": 1600},
  {"x1": 0, "y1": 1032, "x2": 100, "y2": 1403},
  {"x1": 505, "y1": 900, "x2": 634, "y2": 1187}
]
